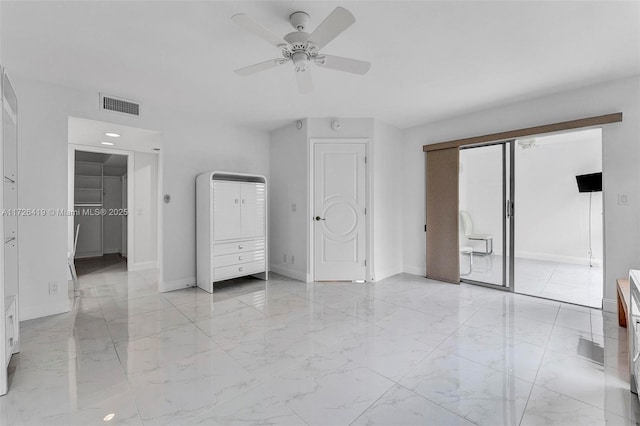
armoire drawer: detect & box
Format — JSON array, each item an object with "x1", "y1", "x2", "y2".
[
  {"x1": 215, "y1": 250, "x2": 265, "y2": 268},
  {"x1": 213, "y1": 239, "x2": 265, "y2": 256},
  {"x1": 214, "y1": 260, "x2": 265, "y2": 281}
]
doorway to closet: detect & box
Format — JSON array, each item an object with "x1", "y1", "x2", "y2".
[
  {"x1": 68, "y1": 116, "x2": 162, "y2": 286},
  {"x1": 458, "y1": 129, "x2": 603, "y2": 308},
  {"x1": 73, "y1": 150, "x2": 129, "y2": 273}
]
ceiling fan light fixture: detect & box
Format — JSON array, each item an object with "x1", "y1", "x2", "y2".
[{"x1": 292, "y1": 52, "x2": 310, "y2": 71}]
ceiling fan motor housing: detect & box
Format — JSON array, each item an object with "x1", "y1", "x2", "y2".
[
  {"x1": 289, "y1": 11, "x2": 310, "y2": 31},
  {"x1": 283, "y1": 31, "x2": 311, "y2": 50}
]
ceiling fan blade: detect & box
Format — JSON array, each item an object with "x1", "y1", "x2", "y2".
[
  {"x1": 306, "y1": 7, "x2": 355, "y2": 50},
  {"x1": 231, "y1": 14, "x2": 287, "y2": 48},
  {"x1": 316, "y1": 55, "x2": 371, "y2": 75},
  {"x1": 234, "y1": 59, "x2": 285, "y2": 76},
  {"x1": 296, "y1": 69, "x2": 313, "y2": 94}
]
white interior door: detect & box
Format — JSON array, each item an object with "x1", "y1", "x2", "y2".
[
  {"x1": 240, "y1": 182, "x2": 265, "y2": 239},
  {"x1": 313, "y1": 143, "x2": 366, "y2": 281},
  {"x1": 212, "y1": 181, "x2": 241, "y2": 241}
]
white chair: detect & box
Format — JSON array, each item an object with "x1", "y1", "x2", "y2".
[{"x1": 460, "y1": 210, "x2": 493, "y2": 256}]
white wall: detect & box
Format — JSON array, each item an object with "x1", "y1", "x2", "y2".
[
  {"x1": 103, "y1": 176, "x2": 123, "y2": 254},
  {"x1": 403, "y1": 75, "x2": 640, "y2": 311},
  {"x1": 159, "y1": 119, "x2": 269, "y2": 291},
  {"x1": 269, "y1": 118, "x2": 403, "y2": 283},
  {"x1": 515, "y1": 133, "x2": 603, "y2": 264},
  {"x1": 132, "y1": 152, "x2": 157, "y2": 270},
  {"x1": 10, "y1": 75, "x2": 270, "y2": 319},
  {"x1": 372, "y1": 120, "x2": 404, "y2": 280},
  {"x1": 269, "y1": 120, "x2": 308, "y2": 281}
]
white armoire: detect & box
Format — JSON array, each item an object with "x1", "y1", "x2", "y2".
[
  {"x1": 1, "y1": 68, "x2": 20, "y2": 395},
  {"x1": 196, "y1": 171, "x2": 268, "y2": 293}
]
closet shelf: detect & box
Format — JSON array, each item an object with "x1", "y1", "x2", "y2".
[
  {"x1": 74, "y1": 203, "x2": 103, "y2": 207},
  {"x1": 75, "y1": 188, "x2": 102, "y2": 191}
]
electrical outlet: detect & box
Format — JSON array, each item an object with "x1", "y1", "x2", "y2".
[
  {"x1": 49, "y1": 282, "x2": 59, "y2": 295},
  {"x1": 291, "y1": 255, "x2": 295, "y2": 264},
  {"x1": 291, "y1": 203, "x2": 297, "y2": 212}
]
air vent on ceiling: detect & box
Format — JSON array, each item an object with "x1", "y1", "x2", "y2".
[{"x1": 99, "y1": 93, "x2": 140, "y2": 116}]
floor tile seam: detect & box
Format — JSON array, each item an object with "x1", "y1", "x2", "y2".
[
  {"x1": 296, "y1": 364, "x2": 398, "y2": 426},
  {"x1": 110, "y1": 320, "x2": 194, "y2": 347},
  {"x1": 551, "y1": 323, "x2": 614, "y2": 341},
  {"x1": 344, "y1": 381, "x2": 399, "y2": 426},
  {"x1": 433, "y1": 338, "x2": 543, "y2": 384},
  {"x1": 95, "y1": 288, "x2": 166, "y2": 305},
  {"x1": 236, "y1": 293, "x2": 314, "y2": 315},
  {"x1": 183, "y1": 380, "x2": 268, "y2": 425},
  {"x1": 519, "y1": 306, "x2": 560, "y2": 426},
  {"x1": 398, "y1": 383, "x2": 477, "y2": 424},
  {"x1": 363, "y1": 293, "x2": 444, "y2": 317},
  {"x1": 104, "y1": 302, "x2": 189, "y2": 327},
  {"x1": 11, "y1": 352, "x2": 79, "y2": 374},
  {"x1": 395, "y1": 381, "x2": 482, "y2": 426},
  {"x1": 96, "y1": 291, "x2": 163, "y2": 307},
  {"x1": 533, "y1": 382, "x2": 637, "y2": 422},
  {"x1": 459, "y1": 314, "x2": 553, "y2": 342}
]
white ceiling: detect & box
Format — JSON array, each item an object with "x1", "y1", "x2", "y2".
[{"x1": 3, "y1": 1, "x2": 639, "y2": 131}]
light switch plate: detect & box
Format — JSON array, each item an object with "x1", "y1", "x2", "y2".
[{"x1": 619, "y1": 193, "x2": 629, "y2": 205}]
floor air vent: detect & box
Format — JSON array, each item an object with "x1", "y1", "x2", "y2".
[{"x1": 100, "y1": 94, "x2": 140, "y2": 116}]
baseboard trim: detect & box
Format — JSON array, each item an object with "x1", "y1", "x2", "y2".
[
  {"x1": 602, "y1": 297, "x2": 616, "y2": 313},
  {"x1": 403, "y1": 264, "x2": 426, "y2": 276},
  {"x1": 20, "y1": 299, "x2": 71, "y2": 321},
  {"x1": 270, "y1": 264, "x2": 306, "y2": 282},
  {"x1": 130, "y1": 260, "x2": 159, "y2": 271},
  {"x1": 373, "y1": 267, "x2": 404, "y2": 282},
  {"x1": 516, "y1": 251, "x2": 602, "y2": 266},
  {"x1": 160, "y1": 276, "x2": 196, "y2": 292}
]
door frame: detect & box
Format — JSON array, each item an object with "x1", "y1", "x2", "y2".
[
  {"x1": 308, "y1": 138, "x2": 373, "y2": 282},
  {"x1": 68, "y1": 144, "x2": 135, "y2": 269}
]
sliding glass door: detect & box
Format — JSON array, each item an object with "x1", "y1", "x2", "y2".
[{"x1": 459, "y1": 141, "x2": 514, "y2": 290}]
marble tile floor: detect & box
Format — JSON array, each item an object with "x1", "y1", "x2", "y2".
[
  {"x1": 0, "y1": 267, "x2": 637, "y2": 425},
  {"x1": 462, "y1": 254, "x2": 603, "y2": 308}
]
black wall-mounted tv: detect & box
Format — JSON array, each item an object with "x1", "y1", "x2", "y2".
[{"x1": 576, "y1": 172, "x2": 602, "y2": 193}]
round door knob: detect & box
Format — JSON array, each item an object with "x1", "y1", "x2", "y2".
[{"x1": 315, "y1": 216, "x2": 325, "y2": 221}]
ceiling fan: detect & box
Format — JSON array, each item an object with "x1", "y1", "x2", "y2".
[{"x1": 231, "y1": 7, "x2": 371, "y2": 94}]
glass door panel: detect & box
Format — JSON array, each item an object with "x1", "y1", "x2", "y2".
[{"x1": 459, "y1": 141, "x2": 514, "y2": 290}]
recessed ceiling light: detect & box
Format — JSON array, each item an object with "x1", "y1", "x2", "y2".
[
  {"x1": 105, "y1": 132, "x2": 120, "y2": 138},
  {"x1": 100, "y1": 141, "x2": 115, "y2": 146}
]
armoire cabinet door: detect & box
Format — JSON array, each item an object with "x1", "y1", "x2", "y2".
[
  {"x1": 213, "y1": 181, "x2": 241, "y2": 241},
  {"x1": 240, "y1": 183, "x2": 265, "y2": 239}
]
